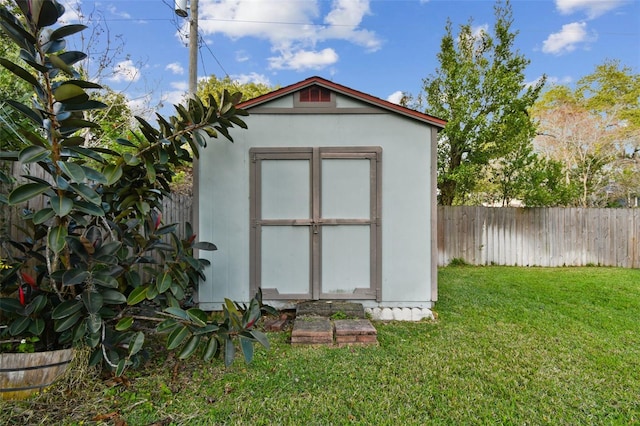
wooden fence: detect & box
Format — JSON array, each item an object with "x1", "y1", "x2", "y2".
[
  {"x1": 437, "y1": 206, "x2": 640, "y2": 268},
  {"x1": 2, "y1": 160, "x2": 638, "y2": 269},
  {"x1": 1, "y1": 161, "x2": 192, "y2": 242}
]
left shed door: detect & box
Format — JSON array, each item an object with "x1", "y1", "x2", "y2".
[{"x1": 250, "y1": 149, "x2": 314, "y2": 299}]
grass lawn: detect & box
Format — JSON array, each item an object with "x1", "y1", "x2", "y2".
[{"x1": 2, "y1": 266, "x2": 640, "y2": 425}]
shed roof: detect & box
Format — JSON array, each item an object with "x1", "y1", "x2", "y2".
[{"x1": 237, "y1": 76, "x2": 447, "y2": 129}]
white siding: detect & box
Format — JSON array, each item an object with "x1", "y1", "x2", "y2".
[{"x1": 197, "y1": 109, "x2": 435, "y2": 309}]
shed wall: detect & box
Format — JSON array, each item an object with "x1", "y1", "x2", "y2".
[{"x1": 197, "y1": 111, "x2": 435, "y2": 310}]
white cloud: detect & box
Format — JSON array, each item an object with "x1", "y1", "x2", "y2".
[
  {"x1": 107, "y1": 5, "x2": 131, "y2": 20},
  {"x1": 186, "y1": 0, "x2": 381, "y2": 71},
  {"x1": 58, "y1": 0, "x2": 83, "y2": 23},
  {"x1": 555, "y1": 0, "x2": 626, "y2": 19},
  {"x1": 546, "y1": 75, "x2": 574, "y2": 85},
  {"x1": 127, "y1": 93, "x2": 152, "y2": 117},
  {"x1": 387, "y1": 91, "x2": 404, "y2": 105},
  {"x1": 235, "y1": 50, "x2": 250, "y2": 62},
  {"x1": 109, "y1": 60, "x2": 141, "y2": 83},
  {"x1": 161, "y1": 82, "x2": 189, "y2": 107},
  {"x1": 321, "y1": 0, "x2": 380, "y2": 51},
  {"x1": 269, "y1": 48, "x2": 339, "y2": 71},
  {"x1": 166, "y1": 62, "x2": 185, "y2": 75},
  {"x1": 542, "y1": 22, "x2": 596, "y2": 55},
  {"x1": 472, "y1": 24, "x2": 489, "y2": 39},
  {"x1": 232, "y1": 73, "x2": 272, "y2": 86}
]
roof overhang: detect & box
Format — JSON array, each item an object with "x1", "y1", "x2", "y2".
[{"x1": 237, "y1": 76, "x2": 447, "y2": 129}]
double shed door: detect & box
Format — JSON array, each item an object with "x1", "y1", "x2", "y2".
[{"x1": 250, "y1": 147, "x2": 381, "y2": 301}]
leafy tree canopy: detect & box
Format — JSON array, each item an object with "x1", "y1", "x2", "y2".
[
  {"x1": 532, "y1": 60, "x2": 640, "y2": 207},
  {"x1": 420, "y1": 0, "x2": 544, "y2": 205},
  {"x1": 197, "y1": 74, "x2": 276, "y2": 106}
]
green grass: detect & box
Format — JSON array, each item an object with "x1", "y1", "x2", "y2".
[{"x1": 2, "y1": 266, "x2": 640, "y2": 425}]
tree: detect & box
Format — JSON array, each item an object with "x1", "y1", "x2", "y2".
[
  {"x1": 197, "y1": 74, "x2": 275, "y2": 105},
  {"x1": 0, "y1": 0, "x2": 271, "y2": 374},
  {"x1": 421, "y1": 0, "x2": 544, "y2": 205},
  {"x1": 532, "y1": 61, "x2": 640, "y2": 207}
]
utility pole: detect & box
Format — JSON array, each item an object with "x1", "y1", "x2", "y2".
[
  {"x1": 175, "y1": 0, "x2": 198, "y2": 95},
  {"x1": 175, "y1": 0, "x2": 200, "y2": 256},
  {"x1": 188, "y1": 0, "x2": 198, "y2": 95}
]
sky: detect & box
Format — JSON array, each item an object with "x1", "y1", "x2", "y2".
[{"x1": 54, "y1": 0, "x2": 640, "y2": 117}]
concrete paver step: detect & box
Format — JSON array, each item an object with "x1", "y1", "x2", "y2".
[{"x1": 291, "y1": 316, "x2": 378, "y2": 346}]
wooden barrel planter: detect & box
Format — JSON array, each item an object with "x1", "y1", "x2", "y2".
[{"x1": 0, "y1": 348, "x2": 74, "y2": 400}]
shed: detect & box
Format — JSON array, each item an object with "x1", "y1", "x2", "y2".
[{"x1": 195, "y1": 76, "x2": 445, "y2": 320}]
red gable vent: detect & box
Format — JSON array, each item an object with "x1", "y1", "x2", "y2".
[{"x1": 299, "y1": 86, "x2": 331, "y2": 102}]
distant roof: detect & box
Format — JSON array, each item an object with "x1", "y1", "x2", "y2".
[{"x1": 237, "y1": 76, "x2": 447, "y2": 129}]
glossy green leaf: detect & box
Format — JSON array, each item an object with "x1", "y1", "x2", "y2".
[
  {"x1": 72, "y1": 319, "x2": 87, "y2": 342},
  {"x1": 82, "y1": 290, "x2": 103, "y2": 314},
  {"x1": 33, "y1": 207, "x2": 55, "y2": 224},
  {"x1": 24, "y1": 295, "x2": 48, "y2": 315},
  {"x1": 73, "y1": 200, "x2": 105, "y2": 216},
  {"x1": 9, "y1": 317, "x2": 31, "y2": 336},
  {"x1": 61, "y1": 136, "x2": 85, "y2": 146},
  {"x1": 115, "y1": 359, "x2": 127, "y2": 377},
  {"x1": 50, "y1": 24, "x2": 87, "y2": 40},
  {"x1": 70, "y1": 183, "x2": 101, "y2": 205},
  {"x1": 203, "y1": 336, "x2": 219, "y2": 361},
  {"x1": 59, "y1": 79, "x2": 102, "y2": 89},
  {"x1": 50, "y1": 195, "x2": 73, "y2": 217},
  {"x1": 0, "y1": 298, "x2": 24, "y2": 314},
  {"x1": 224, "y1": 336, "x2": 236, "y2": 367},
  {"x1": 129, "y1": 332, "x2": 145, "y2": 356},
  {"x1": 54, "y1": 83, "x2": 89, "y2": 104},
  {"x1": 166, "y1": 325, "x2": 189, "y2": 350},
  {"x1": 164, "y1": 306, "x2": 189, "y2": 320},
  {"x1": 125, "y1": 271, "x2": 141, "y2": 288},
  {"x1": 157, "y1": 272, "x2": 172, "y2": 293},
  {"x1": 88, "y1": 347, "x2": 103, "y2": 367},
  {"x1": 5, "y1": 100, "x2": 43, "y2": 126},
  {"x1": 157, "y1": 318, "x2": 179, "y2": 333},
  {"x1": 0, "y1": 7, "x2": 37, "y2": 48},
  {"x1": 66, "y1": 146, "x2": 106, "y2": 163},
  {"x1": 61, "y1": 269, "x2": 90, "y2": 286},
  {"x1": 93, "y1": 273, "x2": 119, "y2": 289},
  {"x1": 116, "y1": 138, "x2": 136, "y2": 147},
  {"x1": 123, "y1": 153, "x2": 141, "y2": 166},
  {"x1": 48, "y1": 225, "x2": 68, "y2": 253},
  {"x1": 144, "y1": 156, "x2": 156, "y2": 183},
  {"x1": 28, "y1": 317, "x2": 45, "y2": 336},
  {"x1": 54, "y1": 310, "x2": 82, "y2": 332},
  {"x1": 191, "y1": 324, "x2": 220, "y2": 336},
  {"x1": 250, "y1": 329, "x2": 270, "y2": 350},
  {"x1": 193, "y1": 241, "x2": 218, "y2": 251},
  {"x1": 101, "y1": 290, "x2": 127, "y2": 305},
  {"x1": 58, "y1": 161, "x2": 86, "y2": 182},
  {"x1": 52, "y1": 300, "x2": 83, "y2": 319},
  {"x1": 0, "y1": 58, "x2": 40, "y2": 88},
  {"x1": 19, "y1": 145, "x2": 49, "y2": 163},
  {"x1": 8, "y1": 182, "x2": 49, "y2": 205},
  {"x1": 86, "y1": 313, "x2": 102, "y2": 333},
  {"x1": 239, "y1": 336, "x2": 254, "y2": 363},
  {"x1": 178, "y1": 335, "x2": 201, "y2": 360},
  {"x1": 80, "y1": 166, "x2": 107, "y2": 184},
  {"x1": 186, "y1": 308, "x2": 208, "y2": 327},
  {"x1": 127, "y1": 286, "x2": 148, "y2": 305},
  {"x1": 49, "y1": 53, "x2": 75, "y2": 76},
  {"x1": 115, "y1": 317, "x2": 134, "y2": 331},
  {"x1": 30, "y1": 0, "x2": 63, "y2": 28}
]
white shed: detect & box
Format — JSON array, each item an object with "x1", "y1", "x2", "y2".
[{"x1": 195, "y1": 76, "x2": 445, "y2": 319}]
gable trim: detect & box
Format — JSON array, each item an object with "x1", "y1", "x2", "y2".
[{"x1": 238, "y1": 76, "x2": 446, "y2": 129}]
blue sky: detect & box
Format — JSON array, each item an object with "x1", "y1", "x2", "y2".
[{"x1": 56, "y1": 0, "x2": 639, "y2": 116}]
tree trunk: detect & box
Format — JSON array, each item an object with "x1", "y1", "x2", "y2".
[{"x1": 439, "y1": 179, "x2": 456, "y2": 206}]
